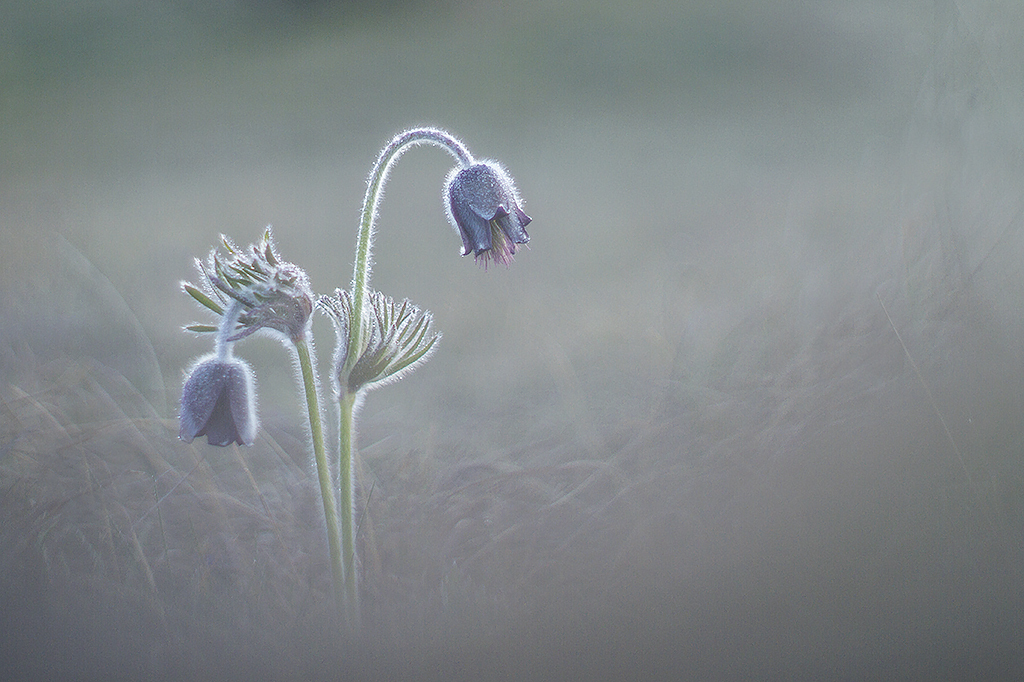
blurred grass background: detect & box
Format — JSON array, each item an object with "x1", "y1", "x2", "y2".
[{"x1": 2, "y1": 0, "x2": 1023, "y2": 679}]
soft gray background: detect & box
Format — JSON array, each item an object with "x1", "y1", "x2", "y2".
[{"x1": 2, "y1": 1, "x2": 1022, "y2": 680}]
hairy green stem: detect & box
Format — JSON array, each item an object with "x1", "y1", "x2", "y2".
[
  {"x1": 334, "y1": 128, "x2": 474, "y2": 630},
  {"x1": 338, "y1": 388, "x2": 360, "y2": 629},
  {"x1": 295, "y1": 339, "x2": 345, "y2": 617},
  {"x1": 345, "y1": 128, "x2": 473, "y2": 379}
]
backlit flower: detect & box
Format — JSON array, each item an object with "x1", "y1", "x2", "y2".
[
  {"x1": 445, "y1": 161, "x2": 531, "y2": 267},
  {"x1": 179, "y1": 354, "x2": 258, "y2": 446}
]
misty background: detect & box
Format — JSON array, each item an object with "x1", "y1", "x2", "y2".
[{"x1": 2, "y1": 0, "x2": 1022, "y2": 679}]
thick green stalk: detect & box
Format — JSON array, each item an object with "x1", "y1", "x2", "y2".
[
  {"x1": 338, "y1": 388, "x2": 360, "y2": 628},
  {"x1": 295, "y1": 338, "x2": 345, "y2": 616}
]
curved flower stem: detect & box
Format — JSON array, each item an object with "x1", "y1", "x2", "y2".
[
  {"x1": 337, "y1": 388, "x2": 360, "y2": 630},
  {"x1": 295, "y1": 338, "x2": 346, "y2": 619},
  {"x1": 334, "y1": 128, "x2": 474, "y2": 631},
  {"x1": 345, "y1": 128, "x2": 473, "y2": 378}
]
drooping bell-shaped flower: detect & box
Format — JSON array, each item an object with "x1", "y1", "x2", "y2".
[
  {"x1": 179, "y1": 354, "x2": 258, "y2": 446},
  {"x1": 445, "y1": 161, "x2": 531, "y2": 267}
]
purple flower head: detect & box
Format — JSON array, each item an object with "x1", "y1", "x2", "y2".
[
  {"x1": 445, "y1": 161, "x2": 531, "y2": 267},
  {"x1": 179, "y1": 354, "x2": 258, "y2": 446}
]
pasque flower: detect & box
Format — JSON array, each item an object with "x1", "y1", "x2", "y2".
[
  {"x1": 179, "y1": 354, "x2": 257, "y2": 446},
  {"x1": 176, "y1": 127, "x2": 533, "y2": 629},
  {"x1": 445, "y1": 160, "x2": 531, "y2": 267},
  {"x1": 179, "y1": 229, "x2": 311, "y2": 448}
]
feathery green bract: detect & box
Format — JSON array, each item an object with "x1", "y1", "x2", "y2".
[
  {"x1": 321, "y1": 289, "x2": 440, "y2": 395},
  {"x1": 184, "y1": 284, "x2": 224, "y2": 315}
]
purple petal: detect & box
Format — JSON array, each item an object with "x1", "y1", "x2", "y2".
[{"x1": 179, "y1": 356, "x2": 257, "y2": 446}]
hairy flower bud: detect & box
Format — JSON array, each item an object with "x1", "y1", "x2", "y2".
[
  {"x1": 183, "y1": 228, "x2": 315, "y2": 344},
  {"x1": 445, "y1": 161, "x2": 531, "y2": 267},
  {"x1": 179, "y1": 355, "x2": 258, "y2": 446}
]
